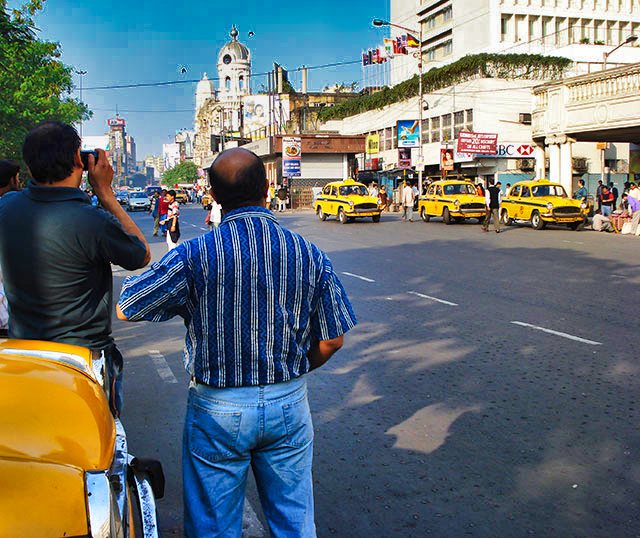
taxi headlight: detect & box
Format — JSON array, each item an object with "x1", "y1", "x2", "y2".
[
  {"x1": 546, "y1": 202, "x2": 554, "y2": 210},
  {"x1": 580, "y1": 202, "x2": 587, "y2": 209},
  {"x1": 348, "y1": 200, "x2": 354, "y2": 208},
  {"x1": 454, "y1": 199, "x2": 460, "y2": 207}
]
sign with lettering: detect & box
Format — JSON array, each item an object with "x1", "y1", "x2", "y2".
[
  {"x1": 282, "y1": 137, "x2": 302, "y2": 177},
  {"x1": 477, "y1": 143, "x2": 536, "y2": 158},
  {"x1": 457, "y1": 131, "x2": 498, "y2": 154}
]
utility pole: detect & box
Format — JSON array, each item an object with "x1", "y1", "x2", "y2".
[{"x1": 76, "y1": 69, "x2": 87, "y2": 138}]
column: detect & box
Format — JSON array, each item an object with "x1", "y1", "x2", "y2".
[
  {"x1": 548, "y1": 143, "x2": 560, "y2": 183},
  {"x1": 559, "y1": 141, "x2": 573, "y2": 193},
  {"x1": 534, "y1": 144, "x2": 546, "y2": 179}
]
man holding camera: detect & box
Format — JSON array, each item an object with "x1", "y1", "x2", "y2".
[{"x1": 0, "y1": 121, "x2": 150, "y2": 415}]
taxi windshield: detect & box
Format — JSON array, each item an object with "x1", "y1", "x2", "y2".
[
  {"x1": 339, "y1": 185, "x2": 368, "y2": 196},
  {"x1": 443, "y1": 183, "x2": 476, "y2": 195},
  {"x1": 531, "y1": 184, "x2": 567, "y2": 197}
]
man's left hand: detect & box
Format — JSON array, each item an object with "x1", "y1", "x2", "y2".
[{"x1": 88, "y1": 149, "x2": 115, "y2": 200}]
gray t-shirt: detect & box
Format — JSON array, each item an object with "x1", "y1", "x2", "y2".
[{"x1": 0, "y1": 184, "x2": 147, "y2": 349}]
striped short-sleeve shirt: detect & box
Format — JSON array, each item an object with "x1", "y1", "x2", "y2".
[{"x1": 118, "y1": 206, "x2": 357, "y2": 387}]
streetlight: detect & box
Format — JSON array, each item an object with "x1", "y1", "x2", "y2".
[
  {"x1": 603, "y1": 35, "x2": 638, "y2": 70},
  {"x1": 75, "y1": 69, "x2": 87, "y2": 138},
  {"x1": 372, "y1": 18, "x2": 424, "y2": 192}
]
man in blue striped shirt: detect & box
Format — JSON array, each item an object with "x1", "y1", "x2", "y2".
[{"x1": 117, "y1": 148, "x2": 356, "y2": 537}]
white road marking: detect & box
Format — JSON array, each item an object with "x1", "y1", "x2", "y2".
[
  {"x1": 242, "y1": 499, "x2": 265, "y2": 537},
  {"x1": 510, "y1": 321, "x2": 602, "y2": 346},
  {"x1": 612, "y1": 274, "x2": 626, "y2": 279},
  {"x1": 190, "y1": 224, "x2": 197, "y2": 228},
  {"x1": 408, "y1": 291, "x2": 458, "y2": 307},
  {"x1": 148, "y1": 350, "x2": 179, "y2": 383},
  {"x1": 200, "y1": 227, "x2": 208, "y2": 231},
  {"x1": 342, "y1": 271, "x2": 375, "y2": 283}
]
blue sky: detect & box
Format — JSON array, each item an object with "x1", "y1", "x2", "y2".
[{"x1": 30, "y1": 0, "x2": 391, "y2": 158}]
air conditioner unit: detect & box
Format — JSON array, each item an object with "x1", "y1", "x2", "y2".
[
  {"x1": 519, "y1": 113, "x2": 532, "y2": 125},
  {"x1": 518, "y1": 158, "x2": 535, "y2": 170},
  {"x1": 573, "y1": 157, "x2": 588, "y2": 173}
]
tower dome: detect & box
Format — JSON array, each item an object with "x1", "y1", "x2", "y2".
[
  {"x1": 218, "y1": 25, "x2": 250, "y2": 64},
  {"x1": 196, "y1": 72, "x2": 215, "y2": 95},
  {"x1": 217, "y1": 25, "x2": 251, "y2": 101}
]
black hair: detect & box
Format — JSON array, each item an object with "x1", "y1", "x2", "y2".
[
  {"x1": 0, "y1": 160, "x2": 20, "y2": 188},
  {"x1": 208, "y1": 151, "x2": 266, "y2": 210},
  {"x1": 22, "y1": 121, "x2": 81, "y2": 183},
  {"x1": 167, "y1": 189, "x2": 176, "y2": 197}
]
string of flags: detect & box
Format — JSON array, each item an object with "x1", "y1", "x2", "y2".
[{"x1": 362, "y1": 34, "x2": 420, "y2": 66}]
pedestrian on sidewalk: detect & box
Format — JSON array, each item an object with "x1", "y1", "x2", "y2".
[
  {"x1": 592, "y1": 209, "x2": 614, "y2": 232},
  {"x1": 482, "y1": 180, "x2": 502, "y2": 233},
  {"x1": 623, "y1": 193, "x2": 640, "y2": 235},
  {"x1": 117, "y1": 147, "x2": 356, "y2": 538},
  {"x1": 379, "y1": 185, "x2": 389, "y2": 211},
  {"x1": 596, "y1": 180, "x2": 604, "y2": 212},
  {"x1": 0, "y1": 121, "x2": 150, "y2": 416},
  {"x1": 600, "y1": 186, "x2": 614, "y2": 216},
  {"x1": 277, "y1": 184, "x2": 288, "y2": 212},
  {"x1": 401, "y1": 181, "x2": 415, "y2": 222}
]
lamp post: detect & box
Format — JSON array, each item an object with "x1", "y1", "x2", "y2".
[
  {"x1": 603, "y1": 35, "x2": 638, "y2": 70},
  {"x1": 372, "y1": 18, "x2": 424, "y2": 192},
  {"x1": 75, "y1": 69, "x2": 87, "y2": 138}
]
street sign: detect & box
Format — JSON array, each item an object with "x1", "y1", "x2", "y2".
[{"x1": 282, "y1": 137, "x2": 302, "y2": 177}]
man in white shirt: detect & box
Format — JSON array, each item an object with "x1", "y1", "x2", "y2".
[
  {"x1": 592, "y1": 210, "x2": 613, "y2": 232},
  {"x1": 368, "y1": 183, "x2": 378, "y2": 198},
  {"x1": 401, "y1": 181, "x2": 415, "y2": 222},
  {"x1": 0, "y1": 160, "x2": 20, "y2": 335},
  {"x1": 628, "y1": 183, "x2": 640, "y2": 202}
]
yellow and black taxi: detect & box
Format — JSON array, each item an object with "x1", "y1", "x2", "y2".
[
  {"x1": 315, "y1": 179, "x2": 382, "y2": 224},
  {"x1": 418, "y1": 180, "x2": 486, "y2": 224},
  {"x1": 501, "y1": 179, "x2": 588, "y2": 230},
  {"x1": 174, "y1": 188, "x2": 189, "y2": 204}
]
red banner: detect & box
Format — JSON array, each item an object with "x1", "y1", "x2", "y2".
[{"x1": 457, "y1": 131, "x2": 498, "y2": 155}]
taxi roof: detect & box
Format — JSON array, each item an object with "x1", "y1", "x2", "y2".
[
  {"x1": 429, "y1": 179, "x2": 475, "y2": 185},
  {"x1": 326, "y1": 179, "x2": 366, "y2": 188},
  {"x1": 510, "y1": 179, "x2": 563, "y2": 187}
]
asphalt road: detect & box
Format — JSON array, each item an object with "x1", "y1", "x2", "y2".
[{"x1": 114, "y1": 204, "x2": 640, "y2": 538}]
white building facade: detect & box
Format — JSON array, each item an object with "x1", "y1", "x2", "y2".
[{"x1": 390, "y1": 0, "x2": 640, "y2": 85}]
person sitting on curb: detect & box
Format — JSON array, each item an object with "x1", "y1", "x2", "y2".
[{"x1": 592, "y1": 209, "x2": 614, "y2": 233}]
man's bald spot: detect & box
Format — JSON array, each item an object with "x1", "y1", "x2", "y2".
[{"x1": 211, "y1": 148, "x2": 263, "y2": 185}]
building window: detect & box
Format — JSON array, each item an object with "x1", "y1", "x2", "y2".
[
  {"x1": 430, "y1": 116, "x2": 440, "y2": 143},
  {"x1": 427, "y1": 48, "x2": 436, "y2": 61},
  {"x1": 225, "y1": 77, "x2": 231, "y2": 91},
  {"x1": 392, "y1": 126, "x2": 398, "y2": 149},
  {"x1": 384, "y1": 127, "x2": 392, "y2": 151},
  {"x1": 444, "y1": 40, "x2": 453, "y2": 55},
  {"x1": 443, "y1": 7, "x2": 452, "y2": 21},
  {"x1": 501, "y1": 15, "x2": 509, "y2": 42},
  {"x1": 465, "y1": 109, "x2": 473, "y2": 131},
  {"x1": 239, "y1": 76, "x2": 245, "y2": 91},
  {"x1": 454, "y1": 111, "x2": 464, "y2": 138},
  {"x1": 427, "y1": 16, "x2": 436, "y2": 29},
  {"x1": 442, "y1": 114, "x2": 452, "y2": 142},
  {"x1": 421, "y1": 118, "x2": 429, "y2": 142}
]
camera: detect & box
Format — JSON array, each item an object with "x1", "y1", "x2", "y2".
[{"x1": 80, "y1": 149, "x2": 99, "y2": 171}]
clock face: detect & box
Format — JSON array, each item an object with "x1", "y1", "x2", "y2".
[{"x1": 223, "y1": 54, "x2": 232, "y2": 65}]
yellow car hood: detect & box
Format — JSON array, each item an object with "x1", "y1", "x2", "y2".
[
  {"x1": 0, "y1": 343, "x2": 115, "y2": 471},
  {"x1": 347, "y1": 195, "x2": 379, "y2": 204},
  {"x1": 0, "y1": 458, "x2": 89, "y2": 537}
]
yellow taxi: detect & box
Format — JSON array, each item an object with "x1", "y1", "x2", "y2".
[
  {"x1": 315, "y1": 179, "x2": 382, "y2": 224},
  {"x1": 501, "y1": 179, "x2": 588, "y2": 230},
  {"x1": 418, "y1": 180, "x2": 486, "y2": 224},
  {"x1": 174, "y1": 188, "x2": 189, "y2": 204}
]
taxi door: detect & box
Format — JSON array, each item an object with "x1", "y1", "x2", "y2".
[
  {"x1": 424, "y1": 184, "x2": 437, "y2": 215},
  {"x1": 433, "y1": 184, "x2": 444, "y2": 216},
  {"x1": 519, "y1": 185, "x2": 532, "y2": 220}
]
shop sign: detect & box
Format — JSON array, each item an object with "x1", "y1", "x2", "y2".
[
  {"x1": 107, "y1": 117, "x2": 126, "y2": 127},
  {"x1": 366, "y1": 134, "x2": 380, "y2": 155},
  {"x1": 398, "y1": 148, "x2": 412, "y2": 168},
  {"x1": 282, "y1": 137, "x2": 302, "y2": 177},
  {"x1": 365, "y1": 157, "x2": 381, "y2": 170},
  {"x1": 477, "y1": 142, "x2": 536, "y2": 158},
  {"x1": 397, "y1": 120, "x2": 420, "y2": 148},
  {"x1": 457, "y1": 131, "x2": 498, "y2": 154}
]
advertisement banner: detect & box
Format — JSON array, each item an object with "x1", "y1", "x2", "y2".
[
  {"x1": 398, "y1": 148, "x2": 412, "y2": 168},
  {"x1": 107, "y1": 117, "x2": 126, "y2": 127},
  {"x1": 243, "y1": 95, "x2": 291, "y2": 138},
  {"x1": 397, "y1": 120, "x2": 420, "y2": 148},
  {"x1": 440, "y1": 148, "x2": 455, "y2": 172},
  {"x1": 282, "y1": 137, "x2": 302, "y2": 178},
  {"x1": 457, "y1": 131, "x2": 498, "y2": 155},
  {"x1": 366, "y1": 134, "x2": 380, "y2": 155}
]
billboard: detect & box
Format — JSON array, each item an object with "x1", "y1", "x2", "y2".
[
  {"x1": 440, "y1": 148, "x2": 454, "y2": 173},
  {"x1": 81, "y1": 135, "x2": 109, "y2": 152},
  {"x1": 398, "y1": 147, "x2": 412, "y2": 168},
  {"x1": 456, "y1": 131, "x2": 498, "y2": 154},
  {"x1": 243, "y1": 95, "x2": 291, "y2": 137},
  {"x1": 107, "y1": 117, "x2": 126, "y2": 127},
  {"x1": 366, "y1": 134, "x2": 380, "y2": 155},
  {"x1": 397, "y1": 120, "x2": 420, "y2": 148},
  {"x1": 282, "y1": 137, "x2": 302, "y2": 177},
  {"x1": 476, "y1": 142, "x2": 536, "y2": 158}
]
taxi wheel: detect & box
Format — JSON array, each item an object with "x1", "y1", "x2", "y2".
[
  {"x1": 420, "y1": 207, "x2": 430, "y2": 222},
  {"x1": 442, "y1": 207, "x2": 452, "y2": 225},
  {"x1": 317, "y1": 207, "x2": 326, "y2": 221},
  {"x1": 501, "y1": 210, "x2": 513, "y2": 226},
  {"x1": 531, "y1": 211, "x2": 546, "y2": 230},
  {"x1": 372, "y1": 215, "x2": 381, "y2": 223},
  {"x1": 338, "y1": 208, "x2": 348, "y2": 224},
  {"x1": 568, "y1": 220, "x2": 583, "y2": 231}
]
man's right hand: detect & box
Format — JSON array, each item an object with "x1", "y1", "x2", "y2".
[{"x1": 88, "y1": 149, "x2": 115, "y2": 200}]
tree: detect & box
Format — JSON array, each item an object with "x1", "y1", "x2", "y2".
[
  {"x1": 0, "y1": 1, "x2": 89, "y2": 162},
  {"x1": 161, "y1": 160, "x2": 199, "y2": 187}
]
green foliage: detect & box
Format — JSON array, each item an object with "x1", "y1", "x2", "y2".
[
  {"x1": 318, "y1": 53, "x2": 572, "y2": 122},
  {"x1": 161, "y1": 160, "x2": 199, "y2": 187},
  {"x1": 0, "y1": 1, "x2": 90, "y2": 161}
]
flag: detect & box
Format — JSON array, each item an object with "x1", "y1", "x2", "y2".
[
  {"x1": 362, "y1": 51, "x2": 370, "y2": 66},
  {"x1": 367, "y1": 49, "x2": 373, "y2": 64},
  {"x1": 401, "y1": 34, "x2": 408, "y2": 49},
  {"x1": 407, "y1": 33, "x2": 420, "y2": 48},
  {"x1": 395, "y1": 36, "x2": 407, "y2": 55},
  {"x1": 384, "y1": 38, "x2": 394, "y2": 58}
]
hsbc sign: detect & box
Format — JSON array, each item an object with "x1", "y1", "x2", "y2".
[{"x1": 479, "y1": 143, "x2": 536, "y2": 158}]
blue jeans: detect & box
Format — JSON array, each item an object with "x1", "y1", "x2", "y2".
[
  {"x1": 159, "y1": 212, "x2": 168, "y2": 234},
  {"x1": 602, "y1": 205, "x2": 612, "y2": 216},
  {"x1": 183, "y1": 377, "x2": 316, "y2": 538}
]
